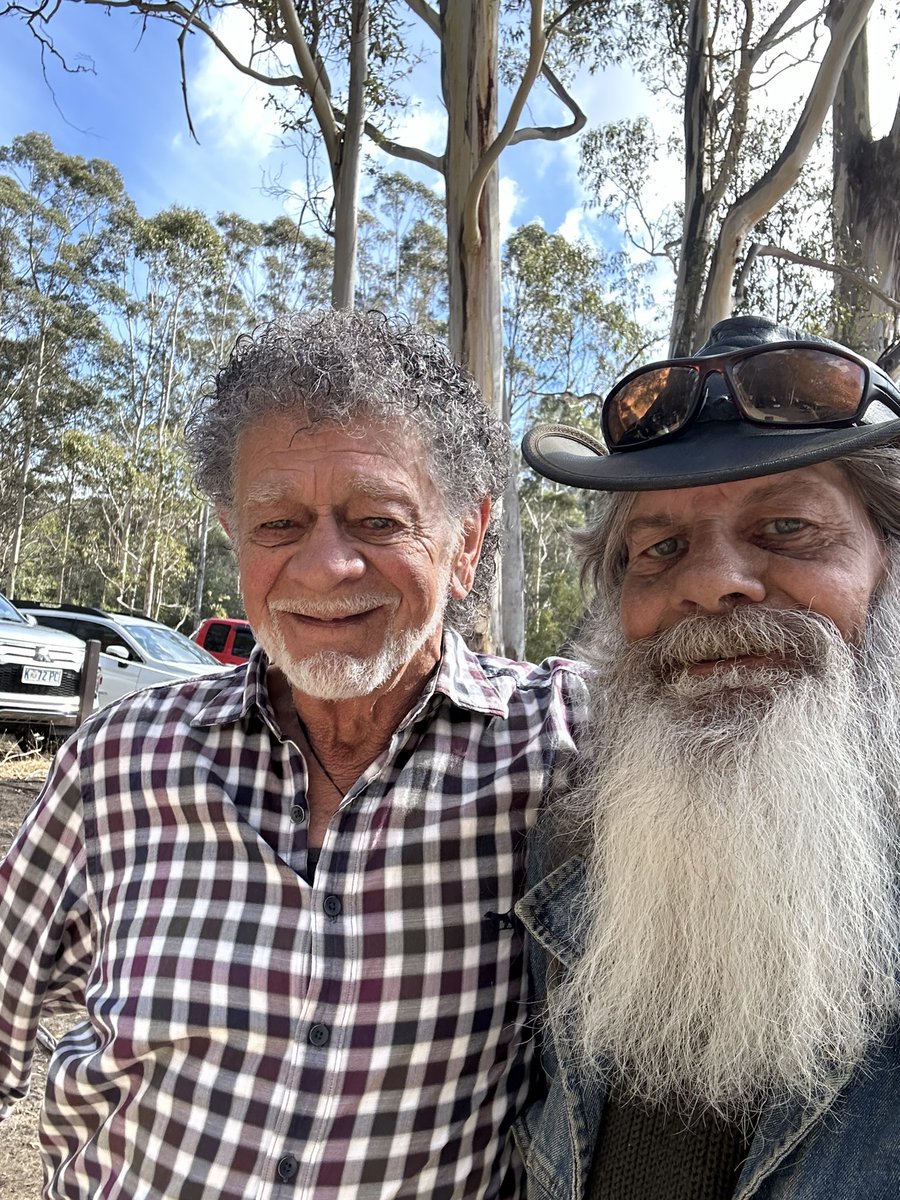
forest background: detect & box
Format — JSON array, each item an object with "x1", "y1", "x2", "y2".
[{"x1": 0, "y1": 0, "x2": 898, "y2": 663}]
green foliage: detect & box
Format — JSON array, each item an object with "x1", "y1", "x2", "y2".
[
  {"x1": 503, "y1": 223, "x2": 648, "y2": 657},
  {"x1": 357, "y1": 168, "x2": 447, "y2": 331}
]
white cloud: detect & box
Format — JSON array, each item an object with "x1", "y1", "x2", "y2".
[
  {"x1": 555, "y1": 206, "x2": 588, "y2": 243},
  {"x1": 386, "y1": 104, "x2": 447, "y2": 159},
  {"x1": 499, "y1": 175, "x2": 524, "y2": 242},
  {"x1": 187, "y1": 9, "x2": 285, "y2": 157}
]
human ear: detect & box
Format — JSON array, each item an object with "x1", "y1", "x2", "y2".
[{"x1": 449, "y1": 498, "x2": 491, "y2": 599}]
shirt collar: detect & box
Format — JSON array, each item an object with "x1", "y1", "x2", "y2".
[
  {"x1": 189, "y1": 627, "x2": 512, "y2": 732},
  {"x1": 516, "y1": 855, "x2": 589, "y2": 970}
]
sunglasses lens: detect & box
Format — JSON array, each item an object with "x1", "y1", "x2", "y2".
[
  {"x1": 731, "y1": 348, "x2": 866, "y2": 424},
  {"x1": 606, "y1": 366, "x2": 700, "y2": 446}
]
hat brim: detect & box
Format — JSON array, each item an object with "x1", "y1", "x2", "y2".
[{"x1": 522, "y1": 419, "x2": 900, "y2": 492}]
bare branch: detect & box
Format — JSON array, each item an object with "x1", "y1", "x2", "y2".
[
  {"x1": 403, "y1": 0, "x2": 440, "y2": 38},
  {"x1": 53, "y1": 0, "x2": 307, "y2": 88},
  {"x1": 509, "y1": 63, "x2": 586, "y2": 145},
  {"x1": 752, "y1": 242, "x2": 900, "y2": 312},
  {"x1": 276, "y1": 0, "x2": 339, "y2": 170},
  {"x1": 350, "y1": 117, "x2": 444, "y2": 172},
  {"x1": 732, "y1": 239, "x2": 760, "y2": 303},
  {"x1": 699, "y1": 0, "x2": 877, "y2": 335},
  {"x1": 752, "y1": 2, "x2": 817, "y2": 68},
  {"x1": 176, "y1": 0, "x2": 203, "y2": 143}
]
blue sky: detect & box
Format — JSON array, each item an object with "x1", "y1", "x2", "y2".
[
  {"x1": 0, "y1": 6, "x2": 896, "y2": 279},
  {"x1": 0, "y1": 6, "x2": 647, "y2": 243}
]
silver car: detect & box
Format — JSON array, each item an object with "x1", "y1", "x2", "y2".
[
  {"x1": 0, "y1": 593, "x2": 87, "y2": 740},
  {"x1": 18, "y1": 605, "x2": 227, "y2": 708}
]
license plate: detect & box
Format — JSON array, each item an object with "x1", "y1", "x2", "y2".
[{"x1": 22, "y1": 666, "x2": 63, "y2": 687}]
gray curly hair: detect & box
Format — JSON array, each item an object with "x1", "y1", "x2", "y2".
[{"x1": 186, "y1": 309, "x2": 511, "y2": 634}]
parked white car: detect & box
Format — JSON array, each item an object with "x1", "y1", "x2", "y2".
[
  {"x1": 0, "y1": 592, "x2": 89, "y2": 744},
  {"x1": 18, "y1": 604, "x2": 228, "y2": 708}
]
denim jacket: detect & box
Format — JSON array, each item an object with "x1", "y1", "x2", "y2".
[{"x1": 513, "y1": 856, "x2": 900, "y2": 1200}]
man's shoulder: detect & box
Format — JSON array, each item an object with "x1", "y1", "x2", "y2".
[
  {"x1": 475, "y1": 651, "x2": 589, "y2": 691},
  {"x1": 76, "y1": 665, "x2": 248, "y2": 743}
]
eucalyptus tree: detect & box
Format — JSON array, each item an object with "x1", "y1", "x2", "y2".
[
  {"x1": 0, "y1": 132, "x2": 122, "y2": 595},
  {"x1": 830, "y1": 14, "x2": 900, "y2": 358},
  {"x1": 356, "y1": 169, "x2": 446, "y2": 329},
  {"x1": 96, "y1": 205, "x2": 228, "y2": 618},
  {"x1": 501, "y1": 222, "x2": 646, "y2": 656},
  {"x1": 580, "y1": 0, "x2": 880, "y2": 354}
]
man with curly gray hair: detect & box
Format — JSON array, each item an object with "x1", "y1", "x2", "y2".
[{"x1": 0, "y1": 309, "x2": 587, "y2": 1200}]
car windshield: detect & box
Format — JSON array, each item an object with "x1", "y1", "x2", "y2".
[
  {"x1": 126, "y1": 623, "x2": 220, "y2": 666},
  {"x1": 0, "y1": 593, "x2": 27, "y2": 624}
]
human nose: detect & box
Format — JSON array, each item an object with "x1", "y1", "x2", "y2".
[
  {"x1": 288, "y1": 516, "x2": 366, "y2": 590},
  {"x1": 672, "y1": 530, "x2": 767, "y2": 614}
]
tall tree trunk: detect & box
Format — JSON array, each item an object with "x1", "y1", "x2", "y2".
[
  {"x1": 331, "y1": 0, "x2": 368, "y2": 308},
  {"x1": 7, "y1": 333, "x2": 45, "y2": 598},
  {"x1": 193, "y1": 500, "x2": 210, "y2": 628},
  {"x1": 57, "y1": 468, "x2": 76, "y2": 606},
  {"x1": 441, "y1": 0, "x2": 506, "y2": 651},
  {"x1": 442, "y1": 0, "x2": 503, "y2": 422},
  {"x1": 498, "y1": 454, "x2": 526, "y2": 659},
  {"x1": 831, "y1": 18, "x2": 900, "y2": 354},
  {"x1": 669, "y1": 0, "x2": 714, "y2": 356}
]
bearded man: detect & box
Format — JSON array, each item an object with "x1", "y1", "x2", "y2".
[
  {"x1": 513, "y1": 315, "x2": 900, "y2": 1200},
  {"x1": 0, "y1": 310, "x2": 586, "y2": 1199}
]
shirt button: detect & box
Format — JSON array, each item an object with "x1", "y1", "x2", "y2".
[
  {"x1": 323, "y1": 895, "x2": 342, "y2": 917},
  {"x1": 308, "y1": 1022, "x2": 330, "y2": 1047},
  {"x1": 276, "y1": 1153, "x2": 299, "y2": 1182},
  {"x1": 289, "y1": 804, "x2": 307, "y2": 826}
]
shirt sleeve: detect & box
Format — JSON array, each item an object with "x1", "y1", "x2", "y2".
[{"x1": 0, "y1": 739, "x2": 91, "y2": 1119}]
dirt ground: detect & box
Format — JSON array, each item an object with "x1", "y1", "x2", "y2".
[{"x1": 0, "y1": 744, "x2": 80, "y2": 1200}]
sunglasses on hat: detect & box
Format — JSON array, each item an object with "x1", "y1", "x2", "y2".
[{"x1": 602, "y1": 341, "x2": 900, "y2": 452}]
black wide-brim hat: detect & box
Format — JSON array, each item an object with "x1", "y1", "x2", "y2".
[{"x1": 522, "y1": 316, "x2": 900, "y2": 492}]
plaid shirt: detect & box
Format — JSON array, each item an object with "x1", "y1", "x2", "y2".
[{"x1": 0, "y1": 631, "x2": 586, "y2": 1200}]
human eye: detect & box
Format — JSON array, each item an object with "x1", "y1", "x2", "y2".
[
  {"x1": 644, "y1": 536, "x2": 682, "y2": 559},
  {"x1": 361, "y1": 516, "x2": 398, "y2": 531},
  {"x1": 251, "y1": 517, "x2": 302, "y2": 545},
  {"x1": 761, "y1": 517, "x2": 808, "y2": 536}
]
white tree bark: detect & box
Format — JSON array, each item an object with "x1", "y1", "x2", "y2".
[
  {"x1": 695, "y1": 0, "x2": 876, "y2": 344},
  {"x1": 331, "y1": 0, "x2": 368, "y2": 308},
  {"x1": 831, "y1": 15, "x2": 900, "y2": 354}
]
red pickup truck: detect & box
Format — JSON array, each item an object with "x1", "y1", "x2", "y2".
[{"x1": 192, "y1": 618, "x2": 256, "y2": 665}]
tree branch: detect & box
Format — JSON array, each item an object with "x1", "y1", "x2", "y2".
[
  {"x1": 752, "y1": 0, "x2": 811, "y2": 66},
  {"x1": 176, "y1": 0, "x2": 204, "y2": 142},
  {"x1": 698, "y1": 0, "x2": 877, "y2": 337},
  {"x1": 465, "y1": 0, "x2": 548, "y2": 251},
  {"x1": 403, "y1": 0, "x2": 440, "y2": 38},
  {"x1": 509, "y1": 63, "x2": 586, "y2": 144},
  {"x1": 40, "y1": 0, "x2": 307, "y2": 89},
  {"x1": 276, "y1": 0, "x2": 339, "y2": 171},
  {"x1": 354, "y1": 117, "x2": 444, "y2": 172},
  {"x1": 751, "y1": 241, "x2": 900, "y2": 312}
]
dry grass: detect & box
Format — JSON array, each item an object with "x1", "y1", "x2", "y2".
[{"x1": 0, "y1": 756, "x2": 58, "y2": 1200}]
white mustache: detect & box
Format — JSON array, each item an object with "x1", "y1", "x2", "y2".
[
  {"x1": 636, "y1": 606, "x2": 836, "y2": 678},
  {"x1": 268, "y1": 594, "x2": 399, "y2": 620}
]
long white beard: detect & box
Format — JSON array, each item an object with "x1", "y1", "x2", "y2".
[
  {"x1": 255, "y1": 582, "x2": 450, "y2": 701},
  {"x1": 549, "y1": 599, "x2": 900, "y2": 1116}
]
